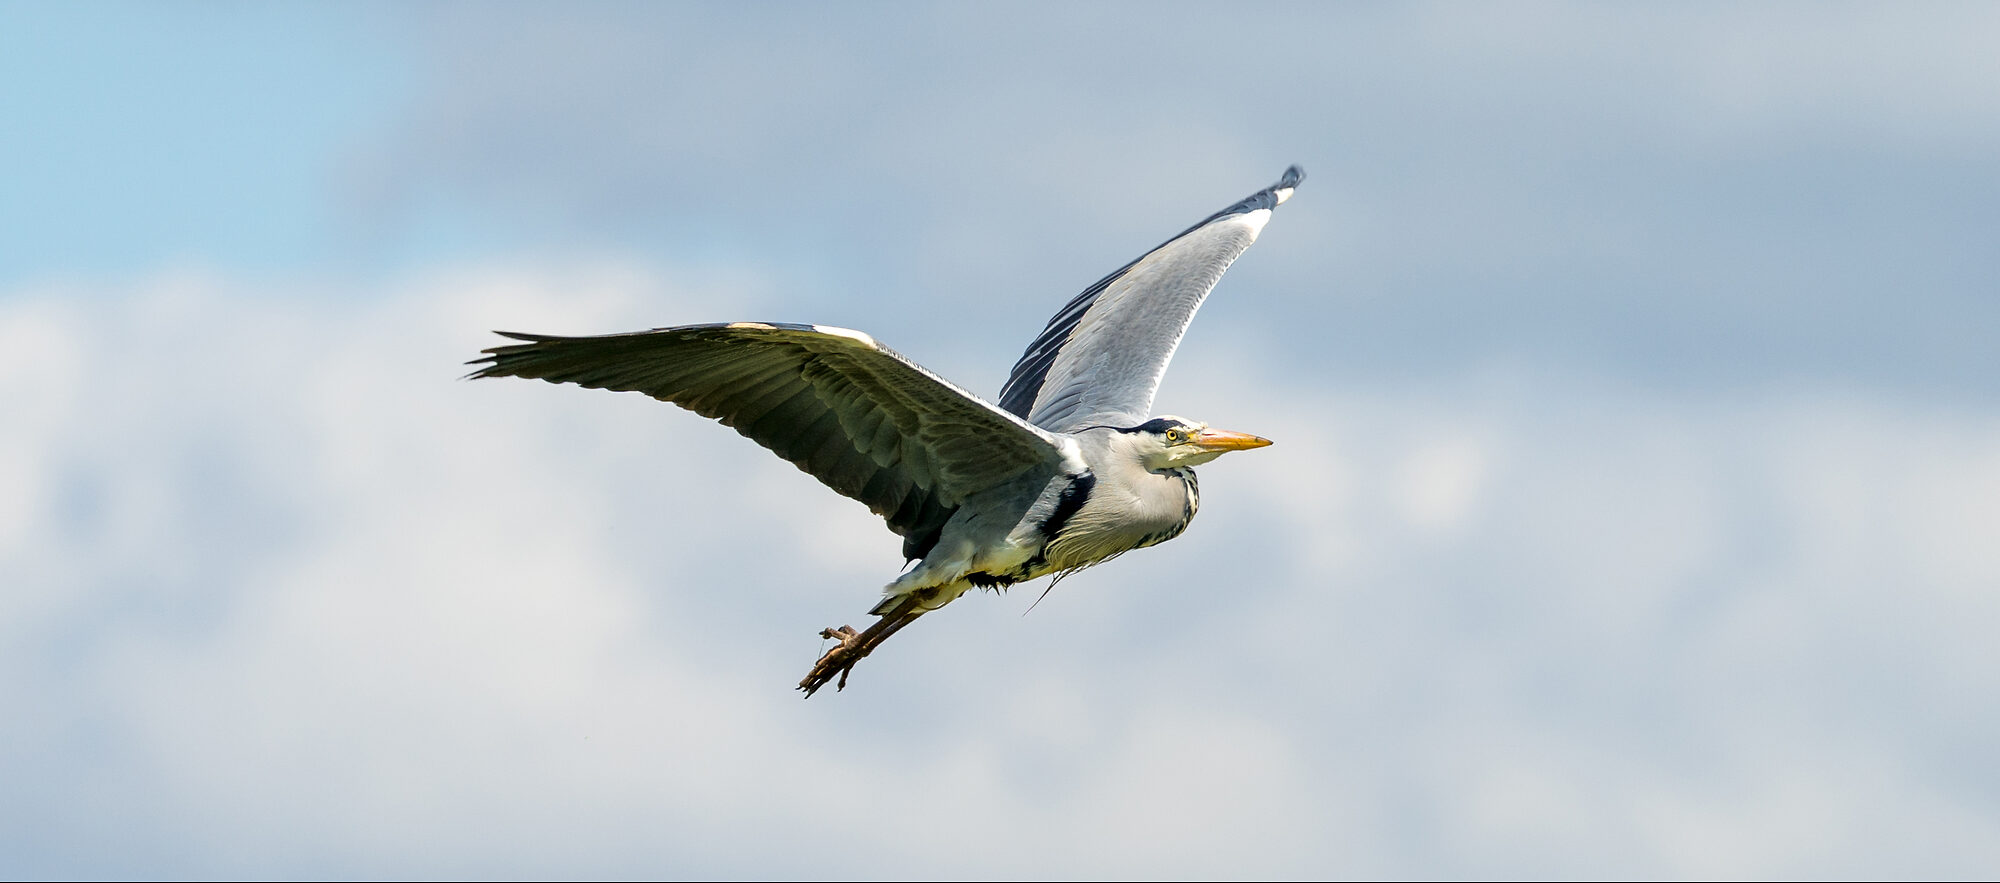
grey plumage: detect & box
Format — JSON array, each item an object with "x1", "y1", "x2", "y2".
[
  {"x1": 1001, "y1": 165, "x2": 1304, "y2": 431},
  {"x1": 469, "y1": 166, "x2": 1303, "y2": 695},
  {"x1": 473, "y1": 322, "x2": 1062, "y2": 561}
]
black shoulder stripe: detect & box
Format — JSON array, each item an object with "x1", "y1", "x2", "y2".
[{"x1": 1038, "y1": 471, "x2": 1096, "y2": 542}]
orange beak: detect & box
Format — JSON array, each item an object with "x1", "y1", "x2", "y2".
[{"x1": 1192, "y1": 427, "x2": 1274, "y2": 452}]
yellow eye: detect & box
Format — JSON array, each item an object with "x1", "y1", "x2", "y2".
[{"x1": 1166, "y1": 428, "x2": 1186, "y2": 443}]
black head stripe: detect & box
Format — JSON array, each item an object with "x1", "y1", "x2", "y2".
[{"x1": 1122, "y1": 417, "x2": 1189, "y2": 435}]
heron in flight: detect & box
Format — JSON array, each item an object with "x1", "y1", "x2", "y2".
[{"x1": 471, "y1": 165, "x2": 1303, "y2": 695}]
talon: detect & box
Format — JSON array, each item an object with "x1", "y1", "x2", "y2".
[
  {"x1": 800, "y1": 625, "x2": 863, "y2": 696},
  {"x1": 797, "y1": 599, "x2": 927, "y2": 697}
]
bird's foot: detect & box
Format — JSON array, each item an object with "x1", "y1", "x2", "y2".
[
  {"x1": 800, "y1": 625, "x2": 865, "y2": 696},
  {"x1": 797, "y1": 599, "x2": 928, "y2": 697}
]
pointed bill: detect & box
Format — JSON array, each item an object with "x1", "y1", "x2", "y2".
[{"x1": 1192, "y1": 427, "x2": 1273, "y2": 452}]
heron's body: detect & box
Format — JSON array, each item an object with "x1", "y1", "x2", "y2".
[
  {"x1": 879, "y1": 420, "x2": 1204, "y2": 612},
  {"x1": 470, "y1": 166, "x2": 1303, "y2": 694}
]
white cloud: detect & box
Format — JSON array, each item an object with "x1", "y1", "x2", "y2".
[
  {"x1": 0, "y1": 297, "x2": 83, "y2": 578},
  {"x1": 1394, "y1": 435, "x2": 1494, "y2": 532},
  {"x1": 3, "y1": 266, "x2": 1997, "y2": 877}
]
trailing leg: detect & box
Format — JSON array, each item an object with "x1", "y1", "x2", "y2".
[{"x1": 798, "y1": 594, "x2": 927, "y2": 696}]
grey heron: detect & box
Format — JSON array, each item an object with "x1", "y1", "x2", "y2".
[{"x1": 470, "y1": 165, "x2": 1303, "y2": 695}]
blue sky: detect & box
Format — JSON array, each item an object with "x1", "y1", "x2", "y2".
[
  {"x1": 4, "y1": 3, "x2": 1998, "y2": 878},
  {"x1": 2, "y1": 4, "x2": 401, "y2": 276}
]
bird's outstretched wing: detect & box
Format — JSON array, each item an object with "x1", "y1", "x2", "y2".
[
  {"x1": 997, "y1": 165, "x2": 1303, "y2": 432},
  {"x1": 470, "y1": 322, "x2": 1066, "y2": 559}
]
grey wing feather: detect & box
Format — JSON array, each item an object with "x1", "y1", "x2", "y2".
[
  {"x1": 469, "y1": 322, "x2": 1066, "y2": 559},
  {"x1": 998, "y1": 165, "x2": 1303, "y2": 432}
]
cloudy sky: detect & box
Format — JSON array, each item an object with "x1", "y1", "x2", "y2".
[{"x1": 5, "y1": 2, "x2": 1997, "y2": 878}]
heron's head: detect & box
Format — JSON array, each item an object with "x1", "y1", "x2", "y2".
[{"x1": 1119, "y1": 415, "x2": 1273, "y2": 469}]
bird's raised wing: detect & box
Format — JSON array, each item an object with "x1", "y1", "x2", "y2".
[
  {"x1": 997, "y1": 165, "x2": 1302, "y2": 432},
  {"x1": 470, "y1": 322, "x2": 1066, "y2": 560}
]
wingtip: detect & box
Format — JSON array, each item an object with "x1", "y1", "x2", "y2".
[
  {"x1": 1204, "y1": 165, "x2": 1310, "y2": 220},
  {"x1": 1272, "y1": 164, "x2": 1305, "y2": 205},
  {"x1": 462, "y1": 330, "x2": 547, "y2": 378}
]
